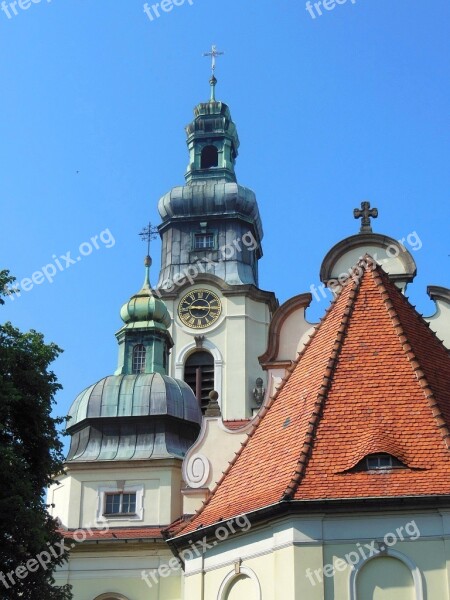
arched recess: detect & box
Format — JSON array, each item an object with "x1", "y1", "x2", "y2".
[
  {"x1": 349, "y1": 548, "x2": 424, "y2": 600},
  {"x1": 185, "y1": 351, "x2": 215, "y2": 412},
  {"x1": 201, "y1": 145, "x2": 219, "y2": 169},
  {"x1": 93, "y1": 594, "x2": 130, "y2": 600},
  {"x1": 176, "y1": 340, "x2": 223, "y2": 406},
  {"x1": 217, "y1": 566, "x2": 262, "y2": 600}
]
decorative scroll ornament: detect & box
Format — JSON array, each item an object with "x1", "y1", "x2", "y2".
[{"x1": 185, "y1": 453, "x2": 210, "y2": 489}]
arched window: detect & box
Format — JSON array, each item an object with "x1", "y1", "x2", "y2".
[
  {"x1": 201, "y1": 145, "x2": 219, "y2": 169},
  {"x1": 184, "y1": 351, "x2": 214, "y2": 412},
  {"x1": 132, "y1": 344, "x2": 146, "y2": 374},
  {"x1": 93, "y1": 595, "x2": 130, "y2": 600}
]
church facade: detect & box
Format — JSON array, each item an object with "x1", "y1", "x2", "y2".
[{"x1": 49, "y1": 74, "x2": 450, "y2": 600}]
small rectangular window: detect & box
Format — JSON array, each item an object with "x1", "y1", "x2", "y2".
[
  {"x1": 194, "y1": 233, "x2": 215, "y2": 250},
  {"x1": 366, "y1": 455, "x2": 394, "y2": 470},
  {"x1": 104, "y1": 492, "x2": 137, "y2": 515}
]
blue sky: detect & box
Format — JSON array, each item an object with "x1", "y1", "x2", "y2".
[{"x1": 1, "y1": 0, "x2": 449, "y2": 439}]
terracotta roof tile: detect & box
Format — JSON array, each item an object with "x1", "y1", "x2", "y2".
[
  {"x1": 223, "y1": 419, "x2": 251, "y2": 430},
  {"x1": 172, "y1": 257, "x2": 450, "y2": 537},
  {"x1": 60, "y1": 526, "x2": 164, "y2": 541}
]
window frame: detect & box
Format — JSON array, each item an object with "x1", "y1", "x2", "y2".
[
  {"x1": 192, "y1": 231, "x2": 216, "y2": 251},
  {"x1": 132, "y1": 344, "x2": 146, "y2": 374},
  {"x1": 364, "y1": 453, "x2": 405, "y2": 471},
  {"x1": 97, "y1": 485, "x2": 144, "y2": 522},
  {"x1": 103, "y1": 491, "x2": 137, "y2": 517}
]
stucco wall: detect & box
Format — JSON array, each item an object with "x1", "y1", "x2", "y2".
[
  {"x1": 181, "y1": 511, "x2": 450, "y2": 600},
  {"x1": 48, "y1": 461, "x2": 183, "y2": 529}
]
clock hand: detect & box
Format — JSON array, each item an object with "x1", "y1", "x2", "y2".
[{"x1": 189, "y1": 305, "x2": 211, "y2": 310}]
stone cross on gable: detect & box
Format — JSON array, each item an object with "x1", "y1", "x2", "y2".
[{"x1": 354, "y1": 201, "x2": 378, "y2": 233}]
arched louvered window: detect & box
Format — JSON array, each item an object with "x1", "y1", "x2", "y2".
[
  {"x1": 132, "y1": 344, "x2": 146, "y2": 374},
  {"x1": 201, "y1": 145, "x2": 219, "y2": 169},
  {"x1": 184, "y1": 351, "x2": 214, "y2": 412}
]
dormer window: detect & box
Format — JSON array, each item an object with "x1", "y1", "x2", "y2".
[
  {"x1": 132, "y1": 344, "x2": 146, "y2": 374},
  {"x1": 357, "y1": 453, "x2": 406, "y2": 472},
  {"x1": 201, "y1": 145, "x2": 219, "y2": 169}
]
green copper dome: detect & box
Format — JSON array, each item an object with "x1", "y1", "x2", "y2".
[
  {"x1": 66, "y1": 374, "x2": 201, "y2": 462},
  {"x1": 120, "y1": 256, "x2": 171, "y2": 329},
  {"x1": 65, "y1": 253, "x2": 201, "y2": 463},
  {"x1": 115, "y1": 255, "x2": 174, "y2": 376}
]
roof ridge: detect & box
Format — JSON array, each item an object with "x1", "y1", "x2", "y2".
[
  {"x1": 171, "y1": 273, "x2": 357, "y2": 536},
  {"x1": 371, "y1": 264, "x2": 450, "y2": 450},
  {"x1": 281, "y1": 266, "x2": 364, "y2": 501}
]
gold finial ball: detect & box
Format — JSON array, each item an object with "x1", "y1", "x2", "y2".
[{"x1": 144, "y1": 255, "x2": 152, "y2": 267}]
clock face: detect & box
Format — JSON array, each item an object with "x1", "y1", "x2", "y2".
[{"x1": 178, "y1": 289, "x2": 222, "y2": 329}]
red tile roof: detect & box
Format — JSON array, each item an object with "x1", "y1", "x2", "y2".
[
  {"x1": 223, "y1": 419, "x2": 251, "y2": 430},
  {"x1": 173, "y1": 257, "x2": 450, "y2": 537},
  {"x1": 60, "y1": 526, "x2": 164, "y2": 541}
]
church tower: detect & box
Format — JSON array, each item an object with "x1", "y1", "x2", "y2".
[{"x1": 156, "y1": 54, "x2": 277, "y2": 419}]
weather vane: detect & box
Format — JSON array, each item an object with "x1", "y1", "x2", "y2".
[
  {"x1": 139, "y1": 222, "x2": 159, "y2": 257},
  {"x1": 203, "y1": 44, "x2": 224, "y2": 76}
]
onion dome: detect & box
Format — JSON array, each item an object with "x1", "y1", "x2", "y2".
[
  {"x1": 156, "y1": 80, "x2": 264, "y2": 289},
  {"x1": 66, "y1": 373, "x2": 201, "y2": 462},
  {"x1": 157, "y1": 181, "x2": 263, "y2": 242},
  {"x1": 65, "y1": 255, "x2": 202, "y2": 463},
  {"x1": 120, "y1": 256, "x2": 171, "y2": 329}
]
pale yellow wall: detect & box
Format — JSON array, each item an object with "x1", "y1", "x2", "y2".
[
  {"x1": 226, "y1": 574, "x2": 255, "y2": 598},
  {"x1": 181, "y1": 417, "x2": 249, "y2": 513},
  {"x1": 356, "y1": 557, "x2": 414, "y2": 599},
  {"x1": 426, "y1": 297, "x2": 450, "y2": 349},
  {"x1": 165, "y1": 285, "x2": 272, "y2": 420},
  {"x1": 330, "y1": 245, "x2": 409, "y2": 281},
  {"x1": 54, "y1": 547, "x2": 183, "y2": 600},
  {"x1": 181, "y1": 511, "x2": 450, "y2": 600},
  {"x1": 48, "y1": 475, "x2": 81, "y2": 529},
  {"x1": 276, "y1": 307, "x2": 314, "y2": 361},
  {"x1": 48, "y1": 460, "x2": 183, "y2": 529},
  {"x1": 52, "y1": 506, "x2": 450, "y2": 599}
]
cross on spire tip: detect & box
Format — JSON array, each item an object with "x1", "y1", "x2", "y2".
[{"x1": 203, "y1": 44, "x2": 224, "y2": 101}]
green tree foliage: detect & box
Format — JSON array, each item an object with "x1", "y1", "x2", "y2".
[{"x1": 0, "y1": 270, "x2": 72, "y2": 599}]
